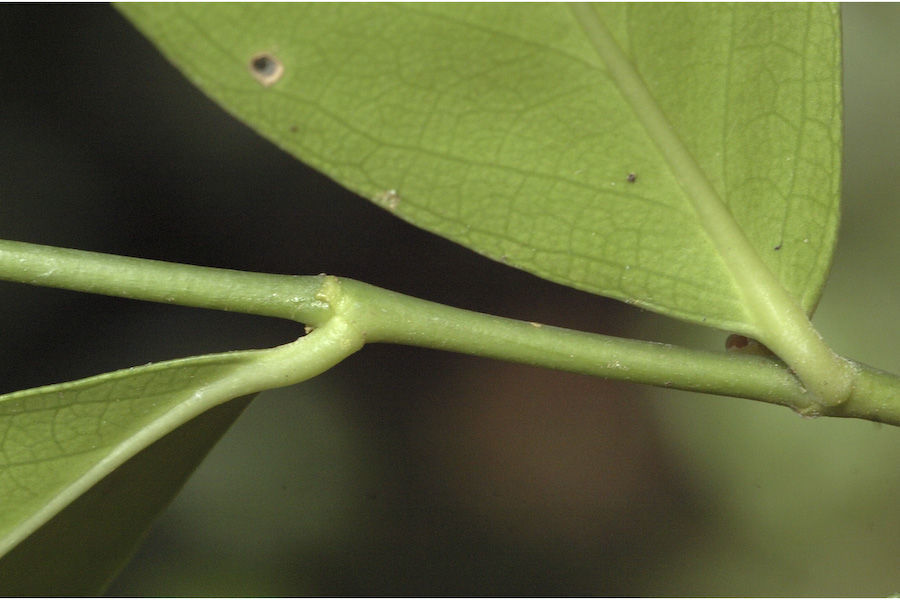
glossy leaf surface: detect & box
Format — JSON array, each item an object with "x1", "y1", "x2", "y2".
[{"x1": 118, "y1": 3, "x2": 842, "y2": 334}]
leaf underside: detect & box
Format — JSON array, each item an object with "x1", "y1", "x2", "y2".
[
  {"x1": 0, "y1": 350, "x2": 259, "y2": 560},
  {"x1": 117, "y1": 3, "x2": 842, "y2": 334},
  {"x1": 0, "y1": 394, "x2": 253, "y2": 595}
]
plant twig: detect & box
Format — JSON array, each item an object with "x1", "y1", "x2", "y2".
[{"x1": 0, "y1": 238, "x2": 897, "y2": 425}]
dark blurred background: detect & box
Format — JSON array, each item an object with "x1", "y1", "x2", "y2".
[{"x1": 1, "y1": 4, "x2": 897, "y2": 596}]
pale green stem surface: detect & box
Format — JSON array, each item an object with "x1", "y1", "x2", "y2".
[
  {"x1": 0, "y1": 239, "x2": 333, "y2": 325},
  {"x1": 0, "y1": 239, "x2": 897, "y2": 425},
  {"x1": 568, "y1": 3, "x2": 856, "y2": 406}
]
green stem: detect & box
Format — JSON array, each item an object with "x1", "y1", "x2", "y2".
[
  {"x1": 0, "y1": 238, "x2": 898, "y2": 425},
  {"x1": 0, "y1": 239, "x2": 333, "y2": 325}
]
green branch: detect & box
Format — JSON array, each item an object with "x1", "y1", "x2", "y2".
[
  {"x1": 0, "y1": 238, "x2": 897, "y2": 425},
  {"x1": 0, "y1": 239, "x2": 333, "y2": 325}
]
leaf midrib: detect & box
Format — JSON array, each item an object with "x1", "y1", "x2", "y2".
[
  {"x1": 568, "y1": 3, "x2": 777, "y2": 328},
  {"x1": 566, "y1": 2, "x2": 853, "y2": 403}
]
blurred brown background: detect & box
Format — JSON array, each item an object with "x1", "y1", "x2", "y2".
[{"x1": 1, "y1": 4, "x2": 898, "y2": 595}]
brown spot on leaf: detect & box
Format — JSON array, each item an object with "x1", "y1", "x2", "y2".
[{"x1": 249, "y1": 52, "x2": 284, "y2": 87}]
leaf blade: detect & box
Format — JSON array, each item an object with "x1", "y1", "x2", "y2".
[
  {"x1": 116, "y1": 3, "x2": 852, "y2": 400},
  {"x1": 0, "y1": 318, "x2": 361, "y2": 560},
  {"x1": 0, "y1": 394, "x2": 253, "y2": 595},
  {"x1": 0, "y1": 350, "x2": 257, "y2": 557},
  {"x1": 116, "y1": 3, "x2": 841, "y2": 330}
]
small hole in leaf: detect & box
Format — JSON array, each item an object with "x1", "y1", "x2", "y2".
[{"x1": 249, "y1": 52, "x2": 284, "y2": 87}]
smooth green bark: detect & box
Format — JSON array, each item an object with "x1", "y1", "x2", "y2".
[{"x1": 0, "y1": 238, "x2": 897, "y2": 425}]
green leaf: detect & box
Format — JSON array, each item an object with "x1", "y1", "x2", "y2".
[
  {"x1": 0, "y1": 351, "x2": 254, "y2": 559},
  {"x1": 0, "y1": 312, "x2": 363, "y2": 562},
  {"x1": 0, "y1": 394, "x2": 253, "y2": 595},
  {"x1": 117, "y1": 3, "x2": 856, "y2": 404},
  {"x1": 116, "y1": 4, "x2": 841, "y2": 334}
]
